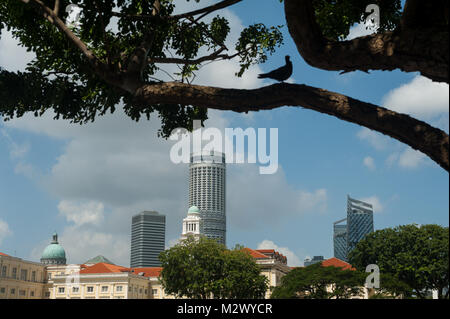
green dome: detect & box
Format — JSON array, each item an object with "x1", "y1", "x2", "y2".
[
  {"x1": 40, "y1": 232, "x2": 66, "y2": 265},
  {"x1": 42, "y1": 243, "x2": 66, "y2": 260},
  {"x1": 188, "y1": 206, "x2": 200, "y2": 214}
]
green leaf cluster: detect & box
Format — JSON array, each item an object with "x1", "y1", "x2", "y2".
[
  {"x1": 349, "y1": 224, "x2": 449, "y2": 299},
  {"x1": 158, "y1": 236, "x2": 268, "y2": 299},
  {"x1": 270, "y1": 262, "x2": 365, "y2": 299}
]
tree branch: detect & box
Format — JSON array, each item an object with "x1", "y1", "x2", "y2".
[
  {"x1": 284, "y1": 0, "x2": 449, "y2": 83},
  {"x1": 130, "y1": 81, "x2": 449, "y2": 171},
  {"x1": 111, "y1": 0, "x2": 242, "y2": 21}
]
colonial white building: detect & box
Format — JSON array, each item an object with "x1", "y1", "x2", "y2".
[{"x1": 180, "y1": 206, "x2": 203, "y2": 241}]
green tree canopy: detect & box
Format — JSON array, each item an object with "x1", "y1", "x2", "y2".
[
  {"x1": 158, "y1": 236, "x2": 268, "y2": 299},
  {"x1": 0, "y1": 0, "x2": 448, "y2": 170},
  {"x1": 349, "y1": 224, "x2": 449, "y2": 299},
  {"x1": 271, "y1": 262, "x2": 365, "y2": 299}
]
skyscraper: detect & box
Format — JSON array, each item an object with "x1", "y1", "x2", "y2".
[
  {"x1": 333, "y1": 195, "x2": 374, "y2": 262},
  {"x1": 130, "y1": 211, "x2": 166, "y2": 268},
  {"x1": 347, "y1": 195, "x2": 374, "y2": 254},
  {"x1": 333, "y1": 218, "x2": 348, "y2": 262},
  {"x1": 189, "y1": 151, "x2": 226, "y2": 245}
]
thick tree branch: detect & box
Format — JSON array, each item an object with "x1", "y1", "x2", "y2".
[
  {"x1": 284, "y1": 0, "x2": 449, "y2": 83},
  {"x1": 111, "y1": 0, "x2": 242, "y2": 21},
  {"x1": 131, "y1": 81, "x2": 449, "y2": 171}
]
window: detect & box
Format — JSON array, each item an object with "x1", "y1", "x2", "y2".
[
  {"x1": 12, "y1": 268, "x2": 17, "y2": 279},
  {"x1": 87, "y1": 286, "x2": 94, "y2": 293},
  {"x1": 45, "y1": 292, "x2": 50, "y2": 298},
  {"x1": 0, "y1": 287, "x2": 5, "y2": 294},
  {"x1": 72, "y1": 287, "x2": 79, "y2": 293},
  {"x1": 152, "y1": 289, "x2": 158, "y2": 295},
  {"x1": 20, "y1": 269, "x2": 28, "y2": 281},
  {"x1": 1, "y1": 266, "x2": 6, "y2": 277},
  {"x1": 10, "y1": 288, "x2": 15, "y2": 295},
  {"x1": 58, "y1": 287, "x2": 65, "y2": 294},
  {"x1": 31, "y1": 271, "x2": 36, "y2": 282},
  {"x1": 30, "y1": 291, "x2": 35, "y2": 297},
  {"x1": 116, "y1": 286, "x2": 123, "y2": 292},
  {"x1": 19, "y1": 290, "x2": 26, "y2": 296},
  {"x1": 101, "y1": 286, "x2": 108, "y2": 292}
]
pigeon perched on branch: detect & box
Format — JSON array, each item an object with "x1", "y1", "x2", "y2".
[{"x1": 258, "y1": 55, "x2": 293, "y2": 82}]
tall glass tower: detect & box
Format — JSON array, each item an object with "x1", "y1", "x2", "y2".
[
  {"x1": 347, "y1": 195, "x2": 374, "y2": 255},
  {"x1": 189, "y1": 151, "x2": 226, "y2": 245},
  {"x1": 130, "y1": 211, "x2": 166, "y2": 267},
  {"x1": 333, "y1": 218, "x2": 348, "y2": 262},
  {"x1": 333, "y1": 196, "x2": 374, "y2": 262}
]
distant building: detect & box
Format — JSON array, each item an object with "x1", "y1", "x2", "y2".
[
  {"x1": 242, "y1": 248, "x2": 291, "y2": 299},
  {"x1": 347, "y1": 195, "x2": 374, "y2": 255},
  {"x1": 333, "y1": 218, "x2": 348, "y2": 262},
  {"x1": 189, "y1": 151, "x2": 226, "y2": 245},
  {"x1": 304, "y1": 256, "x2": 324, "y2": 267},
  {"x1": 84, "y1": 255, "x2": 115, "y2": 267},
  {"x1": 333, "y1": 195, "x2": 374, "y2": 262},
  {"x1": 130, "y1": 211, "x2": 166, "y2": 268},
  {"x1": 180, "y1": 206, "x2": 203, "y2": 241}
]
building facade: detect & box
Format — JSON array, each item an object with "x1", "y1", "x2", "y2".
[
  {"x1": 333, "y1": 196, "x2": 374, "y2": 262},
  {"x1": 189, "y1": 151, "x2": 226, "y2": 245},
  {"x1": 130, "y1": 211, "x2": 166, "y2": 268},
  {"x1": 180, "y1": 206, "x2": 203, "y2": 241},
  {"x1": 347, "y1": 195, "x2": 374, "y2": 255},
  {"x1": 243, "y1": 248, "x2": 291, "y2": 299},
  {"x1": 333, "y1": 218, "x2": 348, "y2": 262},
  {"x1": 0, "y1": 252, "x2": 47, "y2": 299}
]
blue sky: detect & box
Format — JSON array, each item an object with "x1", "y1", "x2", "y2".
[{"x1": 0, "y1": 0, "x2": 448, "y2": 267}]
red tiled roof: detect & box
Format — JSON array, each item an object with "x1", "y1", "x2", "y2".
[
  {"x1": 0, "y1": 252, "x2": 9, "y2": 257},
  {"x1": 242, "y1": 248, "x2": 269, "y2": 259},
  {"x1": 256, "y1": 249, "x2": 275, "y2": 254},
  {"x1": 321, "y1": 257, "x2": 355, "y2": 271},
  {"x1": 79, "y1": 263, "x2": 130, "y2": 274},
  {"x1": 131, "y1": 267, "x2": 163, "y2": 278}
]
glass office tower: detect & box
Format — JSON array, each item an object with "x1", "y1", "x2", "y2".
[
  {"x1": 333, "y1": 196, "x2": 374, "y2": 262},
  {"x1": 333, "y1": 218, "x2": 348, "y2": 262},
  {"x1": 189, "y1": 151, "x2": 226, "y2": 245},
  {"x1": 347, "y1": 195, "x2": 374, "y2": 255},
  {"x1": 130, "y1": 211, "x2": 166, "y2": 267}
]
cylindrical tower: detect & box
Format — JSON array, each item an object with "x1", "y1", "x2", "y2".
[{"x1": 189, "y1": 151, "x2": 226, "y2": 245}]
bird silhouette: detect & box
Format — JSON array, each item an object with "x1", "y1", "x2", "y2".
[{"x1": 258, "y1": 55, "x2": 293, "y2": 82}]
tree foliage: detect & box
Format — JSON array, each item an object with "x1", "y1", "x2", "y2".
[
  {"x1": 270, "y1": 262, "x2": 365, "y2": 299},
  {"x1": 0, "y1": 0, "x2": 448, "y2": 170},
  {"x1": 158, "y1": 236, "x2": 268, "y2": 299},
  {"x1": 349, "y1": 224, "x2": 449, "y2": 299},
  {"x1": 0, "y1": 0, "x2": 283, "y2": 137}
]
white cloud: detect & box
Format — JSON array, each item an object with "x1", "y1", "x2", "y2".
[
  {"x1": 398, "y1": 147, "x2": 427, "y2": 169},
  {"x1": 386, "y1": 147, "x2": 428, "y2": 170},
  {"x1": 363, "y1": 156, "x2": 376, "y2": 171},
  {"x1": 0, "y1": 30, "x2": 36, "y2": 71},
  {"x1": 382, "y1": 76, "x2": 449, "y2": 119},
  {"x1": 58, "y1": 200, "x2": 105, "y2": 227},
  {"x1": 257, "y1": 240, "x2": 301, "y2": 267},
  {"x1": 0, "y1": 219, "x2": 13, "y2": 246},
  {"x1": 359, "y1": 196, "x2": 383, "y2": 213},
  {"x1": 356, "y1": 128, "x2": 390, "y2": 151}
]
